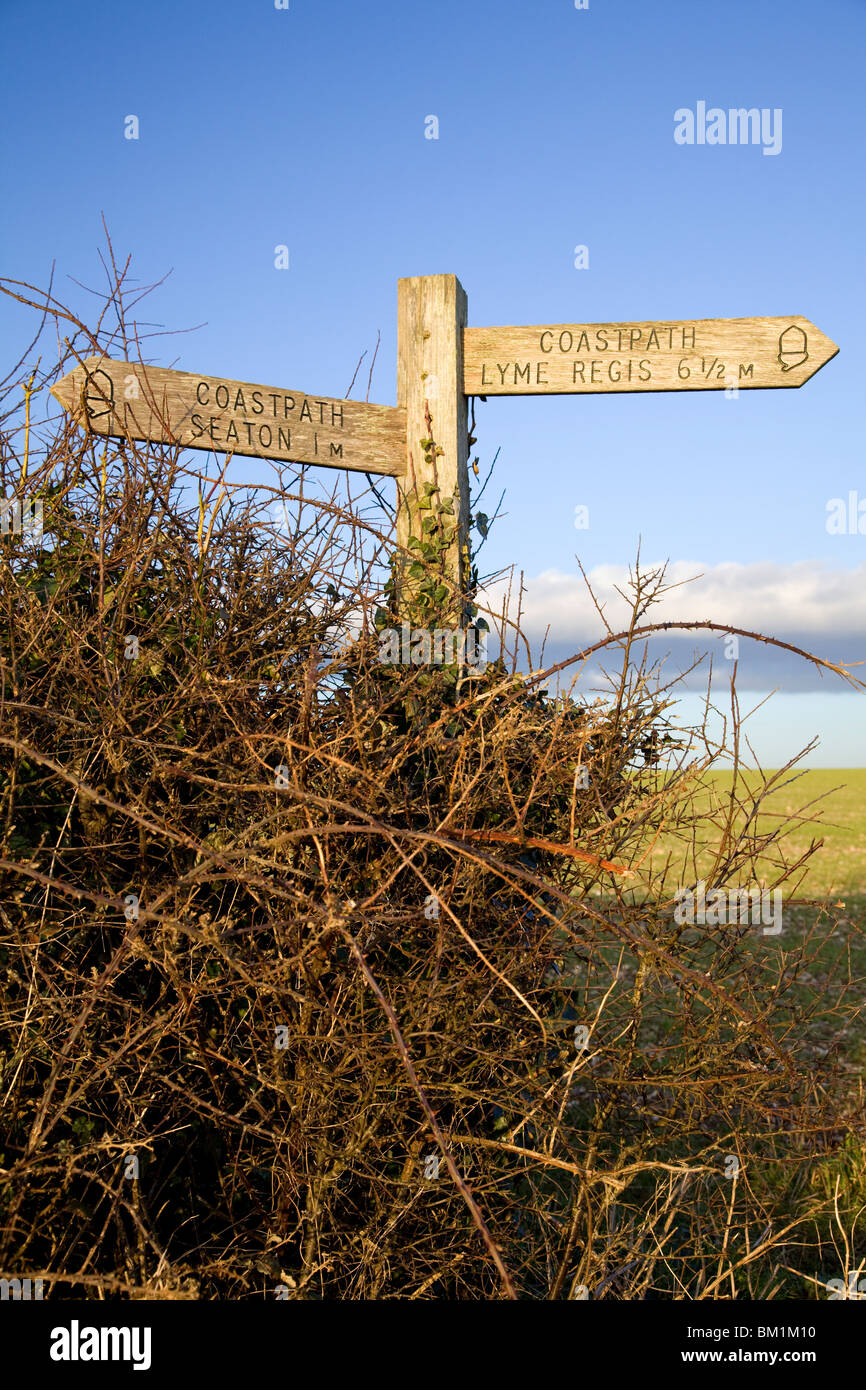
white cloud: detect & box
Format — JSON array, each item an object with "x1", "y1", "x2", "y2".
[{"x1": 482, "y1": 560, "x2": 866, "y2": 643}]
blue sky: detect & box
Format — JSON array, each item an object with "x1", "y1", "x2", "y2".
[{"x1": 1, "y1": 0, "x2": 864, "y2": 764}]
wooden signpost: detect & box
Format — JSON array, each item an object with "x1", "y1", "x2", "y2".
[
  {"x1": 51, "y1": 287, "x2": 839, "y2": 625},
  {"x1": 464, "y1": 315, "x2": 838, "y2": 395},
  {"x1": 51, "y1": 357, "x2": 406, "y2": 476},
  {"x1": 396, "y1": 275, "x2": 471, "y2": 609}
]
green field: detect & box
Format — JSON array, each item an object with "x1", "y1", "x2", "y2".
[
  {"x1": 638, "y1": 767, "x2": 866, "y2": 904},
  {"x1": 717, "y1": 768, "x2": 866, "y2": 898},
  {"x1": 623, "y1": 768, "x2": 866, "y2": 1064}
]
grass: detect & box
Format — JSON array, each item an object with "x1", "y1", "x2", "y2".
[
  {"x1": 688, "y1": 768, "x2": 866, "y2": 903},
  {"x1": 584, "y1": 768, "x2": 866, "y2": 1068},
  {"x1": 616, "y1": 766, "x2": 866, "y2": 913}
]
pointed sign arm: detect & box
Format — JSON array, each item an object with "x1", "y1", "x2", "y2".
[
  {"x1": 463, "y1": 316, "x2": 838, "y2": 395},
  {"x1": 51, "y1": 356, "x2": 406, "y2": 476}
]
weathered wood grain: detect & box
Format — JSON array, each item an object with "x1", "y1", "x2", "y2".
[
  {"x1": 463, "y1": 316, "x2": 838, "y2": 395},
  {"x1": 396, "y1": 275, "x2": 471, "y2": 616},
  {"x1": 51, "y1": 357, "x2": 407, "y2": 476}
]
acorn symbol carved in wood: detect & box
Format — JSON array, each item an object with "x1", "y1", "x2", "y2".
[
  {"x1": 83, "y1": 367, "x2": 115, "y2": 421},
  {"x1": 777, "y1": 324, "x2": 809, "y2": 373}
]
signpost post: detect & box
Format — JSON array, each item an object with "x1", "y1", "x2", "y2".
[
  {"x1": 396, "y1": 274, "x2": 471, "y2": 622},
  {"x1": 51, "y1": 293, "x2": 838, "y2": 632}
]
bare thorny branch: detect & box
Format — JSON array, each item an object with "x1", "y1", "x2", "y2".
[{"x1": 0, "y1": 252, "x2": 864, "y2": 1301}]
